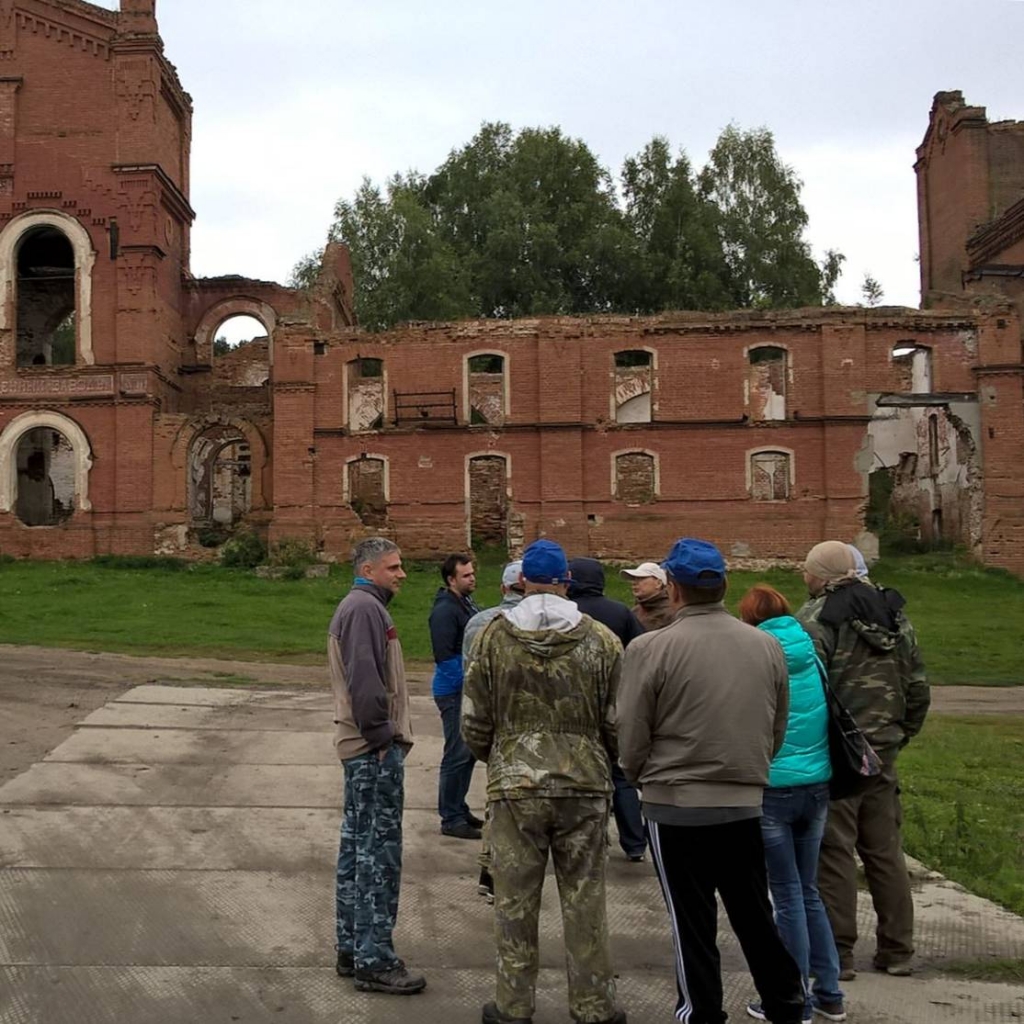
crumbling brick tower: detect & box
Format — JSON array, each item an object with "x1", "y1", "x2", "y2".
[
  {"x1": 916, "y1": 91, "x2": 1024, "y2": 571},
  {"x1": 0, "y1": 0, "x2": 194, "y2": 556},
  {"x1": 0, "y1": 0, "x2": 351, "y2": 557}
]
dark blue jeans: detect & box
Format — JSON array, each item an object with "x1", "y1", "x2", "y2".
[
  {"x1": 761, "y1": 782, "x2": 843, "y2": 1011},
  {"x1": 435, "y1": 692, "x2": 476, "y2": 830},
  {"x1": 611, "y1": 762, "x2": 646, "y2": 857},
  {"x1": 335, "y1": 746, "x2": 405, "y2": 972}
]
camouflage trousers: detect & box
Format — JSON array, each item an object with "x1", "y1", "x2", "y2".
[
  {"x1": 490, "y1": 795, "x2": 617, "y2": 1022},
  {"x1": 335, "y1": 746, "x2": 405, "y2": 972}
]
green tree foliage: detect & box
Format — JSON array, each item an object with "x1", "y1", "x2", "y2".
[
  {"x1": 296, "y1": 122, "x2": 844, "y2": 329},
  {"x1": 697, "y1": 125, "x2": 827, "y2": 308},
  {"x1": 861, "y1": 271, "x2": 884, "y2": 306}
]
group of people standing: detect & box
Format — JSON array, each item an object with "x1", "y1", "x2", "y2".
[{"x1": 327, "y1": 532, "x2": 929, "y2": 1024}]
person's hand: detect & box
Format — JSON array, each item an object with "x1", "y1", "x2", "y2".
[{"x1": 377, "y1": 744, "x2": 391, "y2": 762}]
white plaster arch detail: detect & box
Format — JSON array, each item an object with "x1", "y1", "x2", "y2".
[
  {"x1": 610, "y1": 347, "x2": 658, "y2": 422},
  {"x1": 343, "y1": 452, "x2": 391, "y2": 503},
  {"x1": 464, "y1": 449, "x2": 512, "y2": 548},
  {"x1": 193, "y1": 298, "x2": 278, "y2": 367},
  {"x1": 610, "y1": 447, "x2": 661, "y2": 501},
  {"x1": 463, "y1": 348, "x2": 511, "y2": 424},
  {"x1": 0, "y1": 209, "x2": 97, "y2": 365},
  {"x1": 0, "y1": 409, "x2": 94, "y2": 513},
  {"x1": 745, "y1": 445, "x2": 796, "y2": 494}
]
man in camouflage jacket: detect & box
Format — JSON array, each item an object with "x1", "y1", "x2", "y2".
[
  {"x1": 462, "y1": 539, "x2": 626, "y2": 1024},
  {"x1": 797, "y1": 540, "x2": 930, "y2": 980}
]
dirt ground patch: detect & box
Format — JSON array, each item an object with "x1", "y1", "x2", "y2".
[{"x1": 0, "y1": 644, "x2": 1019, "y2": 780}]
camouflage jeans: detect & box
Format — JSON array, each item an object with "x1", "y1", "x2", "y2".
[
  {"x1": 490, "y1": 795, "x2": 617, "y2": 1022},
  {"x1": 335, "y1": 746, "x2": 405, "y2": 972}
]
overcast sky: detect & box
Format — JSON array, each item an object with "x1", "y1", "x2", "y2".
[{"x1": 100, "y1": 1, "x2": 1023, "y2": 318}]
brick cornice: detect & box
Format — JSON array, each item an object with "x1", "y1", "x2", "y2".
[{"x1": 968, "y1": 197, "x2": 1024, "y2": 267}]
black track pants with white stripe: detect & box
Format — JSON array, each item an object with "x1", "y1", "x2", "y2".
[{"x1": 647, "y1": 816, "x2": 806, "y2": 1024}]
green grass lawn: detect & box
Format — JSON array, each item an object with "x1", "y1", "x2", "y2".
[
  {"x1": 0, "y1": 550, "x2": 1021, "y2": 682},
  {"x1": 901, "y1": 715, "x2": 1024, "y2": 916}
]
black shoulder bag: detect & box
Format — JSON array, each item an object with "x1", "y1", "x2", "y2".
[{"x1": 815, "y1": 656, "x2": 882, "y2": 800}]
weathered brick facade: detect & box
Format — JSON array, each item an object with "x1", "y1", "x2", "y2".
[{"x1": 0, "y1": 4, "x2": 1022, "y2": 574}]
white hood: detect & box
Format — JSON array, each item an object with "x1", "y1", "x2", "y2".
[{"x1": 503, "y1": 593, "x2": 582, "y2": 633}]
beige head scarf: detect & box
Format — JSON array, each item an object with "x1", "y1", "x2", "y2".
[{"x1": 804, "y1": 540, "x2": 856, "y2": 583}]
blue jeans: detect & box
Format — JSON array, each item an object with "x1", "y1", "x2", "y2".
[
  {"x1": 435, "y1": 693, "x2": 476, "y2": 830},
  {"x1": 336, "y1": 746, "x2": 405, "y2": 971},
  {"x1": 611, "y1": 762, "x2": 646, "y2": 857},
  {"x1": 761, "y1": 782, "x2": 843, "y2": 1012}
]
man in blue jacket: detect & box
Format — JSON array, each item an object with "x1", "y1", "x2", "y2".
[{"x1": 429, "y1": 552, "x2": 482, "y2": 839}]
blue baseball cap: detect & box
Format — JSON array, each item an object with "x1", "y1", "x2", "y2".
[
  {"x1": 662, "y1": 538, "x2": 727, "y2": 588},
  {"x1": 521, "y1": 539, "x2": 569, "y2": 584}
]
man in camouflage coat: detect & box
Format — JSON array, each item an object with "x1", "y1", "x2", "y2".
[
  {"x1": 463, "y1": 539, "x2": 627, "y2": 1024},
  {"x1": 797, "y1": 540, "x2": 930, "y2": 980}
]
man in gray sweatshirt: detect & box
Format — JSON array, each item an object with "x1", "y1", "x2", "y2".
[
  {"x1": 618, "y1": 538, "x2": 804, "y2": 1024},
  {"x1": 329, "y1": 537, "x2": 425, "y2": 996}
]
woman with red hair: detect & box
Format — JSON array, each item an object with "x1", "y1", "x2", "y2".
[{"x1": 738, "y1": 585, "x2": 846, "y2": 1023}]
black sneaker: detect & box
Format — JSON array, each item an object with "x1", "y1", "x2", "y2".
[
  {"x1": 466, "y1": 811, "x2": 485, "y2": 829},
  {"x1": 441, "y1": 822, "x2": 482, "y2": 840},
  {"x1": 335, "y1": 949, "x2": 354, "y2": 977},
  {"x1": 477, "y1": 868, "x2": 495, "y2": 903},
  {"x1": 353, "y1": 959, "x2": 426, "y2": 995},
  {"x1": 482, "y1": 1001, "x2": 532, "y2": 1023}
]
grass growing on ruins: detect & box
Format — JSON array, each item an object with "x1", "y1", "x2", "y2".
[
  {"x1": 0, "y1": 550, "x2": 1021, "y2": 682},
  {"x1": 900, "y1": 715, "x2": 1024, "y2": 916}
]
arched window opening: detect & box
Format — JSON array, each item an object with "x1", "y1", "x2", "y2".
[
  {"x1": 16, "y1": 227, "x2": 76, "y2": 367},
  {"x1": 614, "y1": 451, "x2": 656, "y2": 504},
  {"x1": 614, "y1": 350, "x2": 653, "y2": 424},
  {"x1": 347, "y1": 456, "x2": 388, "y2": 527},
  {"x1": 748, "y1": 347, "x2": 787, "y2": 421},
  {"x1": 15, "y1": 427, "x2": 76, "y2": 526},
  {"x1": 189, "y1": 427, "x2": 252, "y2": 527},
  {"x1": 468, "y1": 454, "x2": 509, "y2": 546},
  {"x1": 347, "y1": 357, "x2": 385, "y2": 431},
  {"x1": 467, "y1": 353, "x2": 506, "y2": 425},
  {"x1": 213, "y1": 314, "x2": 270, "y2": 386},
  {"x1": 891, "y1": 342, "x2": 932, "y2": 393},
  {"x1": 750, "y1": 450, "x2": 791, "y2": 501}
]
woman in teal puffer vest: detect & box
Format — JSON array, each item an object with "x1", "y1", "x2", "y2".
[{"x1": 738, "y1": 585, "x2": 846, "y2": 1024}]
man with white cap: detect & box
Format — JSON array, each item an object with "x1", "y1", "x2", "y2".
[
  {"x1": 798, "y1": 540, "x2": 929, "y2": 981},
  {"x1": 619, "y1": 537, "x2": 805, "y2": 1024},
  {"x1": 620, "y1": 561, "x2": 674, "y2": 631}
]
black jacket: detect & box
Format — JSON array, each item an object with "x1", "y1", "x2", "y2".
[
  {"x1": 567, "y1": 558, "x2": 643, "y2": 648},
  {"x1": 428, "y1": 587, "x2": 480, "y2": 664}
]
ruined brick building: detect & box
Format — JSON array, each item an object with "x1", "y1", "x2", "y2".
[{"x1": 0, "y1": 3, "x2": 1022, "y2": 573}]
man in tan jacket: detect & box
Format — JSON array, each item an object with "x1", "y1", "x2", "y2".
[
  {"x1": 619, "y1": 538, "x2": 804, "y2": 1024},
  {"x1": 329, "y1": 537, "x2": 424, "y2": 996}
]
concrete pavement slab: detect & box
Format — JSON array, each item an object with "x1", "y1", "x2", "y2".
[{"x1": 2, "y1": 682, "x2": 1024, "y2": 1024}]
